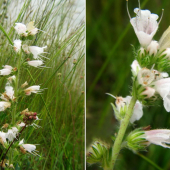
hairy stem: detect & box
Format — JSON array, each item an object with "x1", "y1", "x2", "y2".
[
  {"x1": 12, "y1": 52, "x2": 22, "y2": 124},
  {"x1": 111, "y1": 96, "x2": 137, "y2": 169}
]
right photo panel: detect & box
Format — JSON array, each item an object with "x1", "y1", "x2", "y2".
[{"x1": 86, "y1": 0, "x2": 170, "y2": 170}]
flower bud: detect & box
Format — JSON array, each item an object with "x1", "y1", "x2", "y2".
[
  {"x1": 147, "y1": 40, "x2": 159, "y2": 56},
  {"x1": 126, "y1": 128, "x2": 148, "y2": 151},
  {"x1": 86, "y1": 140, "x2": 111, "y2": 166},
  {"x1": 162, "y1": 48, "x2": 170, "y2": 59},
  {"x1": 33, "y1": 112, "x2": 37, "y2": 116},
  {"x1": 141, "y1": 86, "x2": 155, "y2": 98},
  {"x1": 131, "y1": 60, "x2": 141, "y2": 76},
  {"x1": 21, "y1": 81, "x2": 28, "y2": 88},
  {"x1": 139, "y1": 47, "x2": 145, "y2": 57}
]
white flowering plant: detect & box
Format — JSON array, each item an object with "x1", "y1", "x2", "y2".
[
  {"x1": 0, "y1": 21, "x2": 45, "y2": 169},
  {"x1": 0, "y1": 0, "x2": 85, "y2": 169},
  {"x1": 87, "y1": 1, "x2": 170, "y2": 170}
]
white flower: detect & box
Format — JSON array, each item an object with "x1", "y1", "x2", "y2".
[
  {"x1": 14, "y1": 22, "x2": 38, "y2": 36},
  {"x1": 115, "y1": 96, "x2": 126, "y2": 112},
  {"x1": 19, "y1": 139, "x2": 39, "y2": 156},
  {"x1": 131, "y1": 60, "x2": 141, "y2": 76},
  {"x1": 13, "y1": 39, "x2": 22, "y2": 52},
  {"x1": 137, "y1": 68, "x2": 155, "y2": 86},
  {"x1": 5, "y1": 85, "x2": 15, "y2": 100},
  {"x1": 6, "y1": 127, "x2": 18, "y2": 142},
  {"x1": 0, "y1": 101, "x2": 11, "y2": 111},
  {"x1": 22, "y1": 45, "x2": 30, "y2": 54},
  {"x1": 26, "y1": 21, "x2": 38, "y2": 35},
  {"x1": 141, "y1": 87, "x2": 155, "y2": 98},
  {"x1": 125, "y1": 96, "x2": 143, "y2": 123},
  {"x1": 130, "y1": 7, "x2": 159, "y2": 47},
  {"x1": 144, "y1": 129, "x2": 170, "y2": 148},
  {"x1": 29, "y1": 46, "x2": 47, "y2": 59},
  {"x1": 147, "y1": 40, "x2": 159, "y2": 55},
  {"x1": 18, "y1": 122, "x2": 25, "y2": 127},
  {"x1": 0, "y1": 131, "x2": 7, "y2": 143},
  {"x1": 27, "y1": 60, "x2": 44, "y2": 67},
  {"x1": 14, "y1": 23, "x2": 27, "y2": 36},
  {"x1": 24, "y1": 85, "x2": 42, "y2": 95},
  {"x1": 115, "y1": 96, "x2": 143, "y2": 123},
  {"x1": 0, "y1": 65, "x2": 13, "y2": 76},
  {"x1": 154, "y1": 78, "x2": 170, "y2": 112}
]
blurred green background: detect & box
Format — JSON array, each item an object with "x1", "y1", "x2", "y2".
[{"x1": 86, "y1": 0, "x2": 170, "y2": 169}]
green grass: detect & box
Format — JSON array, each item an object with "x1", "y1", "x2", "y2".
[
  {"x1": 0, "y1": 0, "x2": 85, "y2": 169},
  {"x1": 87, "y1": 0, "x2": 170, "y2": 169}
]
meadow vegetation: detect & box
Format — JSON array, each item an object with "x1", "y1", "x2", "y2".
[{"x1": 0, "y1": 0, "x2": 85, "y2": 169}]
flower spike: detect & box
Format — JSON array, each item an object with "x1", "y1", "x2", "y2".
[{"x1": 126, "y1": 0, "x2": 131, "y2": 19}]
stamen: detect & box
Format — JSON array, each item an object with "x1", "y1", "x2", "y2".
[
  {"x1": 138, "y1": 0, "x2": 141, "y2": 10},
  {"x1": 105, "y1": 93, "x2": 116, "y2": 99},
  {"x1": 126, "y1": 0, "x2": 131, "y2": 19},
  {"x1": 158, "y1": 9, "x2": 164, "y2": 25}
]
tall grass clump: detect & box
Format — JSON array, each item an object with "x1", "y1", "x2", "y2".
[{"x1": 0, "y1": 0, "x2": 85, "y2": 169}]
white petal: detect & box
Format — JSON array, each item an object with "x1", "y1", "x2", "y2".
[{"x1": 130, "y1": 100, "x2": 143, "y2": 123}]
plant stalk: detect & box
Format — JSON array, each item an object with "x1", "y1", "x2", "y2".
[
  {"x1": 110, "y1": 96, "x2": 137, "y2": 169},
  {"x1": 12, "y1": 52, "x2": 22, "y2": 124}
]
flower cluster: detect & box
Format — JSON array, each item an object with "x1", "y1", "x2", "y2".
[
  {"x1": 87, "y1": 1, "x2": 170, "y2": 168},
  {"x1": 0, "y1": 21, "x2": 45, "y2": 168},
  {"x1": 125, "y1": 0, "x2": 170, "y2": 152}
]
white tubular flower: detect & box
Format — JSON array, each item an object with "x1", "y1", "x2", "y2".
[
  {"x1": 0, "y1": 131, "x2": 7, "y2": 143},
  {"x1": 6, "y1": 127, "x2": 18, "y2": 142},
  {"x1": 142, "y1": 86, "x2": 155, "y2": 98},
  {"x1": 130, "y1": 8, "x2": 159, "y2": 47},
  {"x1": 137, "y1": 68, "x2": 155, "y2": 86},
  {"x1": 24, "y1": 85, "x2": 42, "y2": 95},
  {"x1": 0, "y1": 65, "x2": 13, "y2": 76},
  {"x1": 116, "y1": 96, "x2": 143, "y2": 123},
  {"x1": 22, "y1": 45, "x2": 30, "y2": 54},
  {"x1": 19, "y1": 139, "x2": 39, "y2": 156},
  {"x1": 18, "y1": 122, "x2": 25, "y2": 127},
  {"x1": 13, "y1": 39, "x2": 22, "y2": 52},
  {"x1": 26, "y1": 21, "x2": 38, "y2": 35},
  {"x1": 27, "y1": 60, "x2": 44, "y2": 67},
  {"x1": 154, "y1": 78, "x2": 170, "y2": 112},
  {"x1": 115, "y1": 96, "x2": 126, "y2": 112},
  {"x1": 147, "y1": 40, "x2": 159, "y2": 55},
  {"x1": 0, "y1": 101, "x2": 11, "y2": 111},
  {"x1": 131, "y1": 60, "x2": 141, "y2": 76},
  {"x1": 144, "y1": 129, "x2": 170, "y2": 148},
  {"x1": 125, "y1": 96, "x2": 143, "y2": 123},
  {"x1": 128, "y1": 2, "x2": 159, "y2": 47},
  {"x1": 29, "y1": 46, "x2": 47, "y2": 59},
  {"x1": 14, "y1": 23, "x2": 27, "y2": 36},
  {"x1": 5, "y1": 85, "x2": 15, "y2": 100}
]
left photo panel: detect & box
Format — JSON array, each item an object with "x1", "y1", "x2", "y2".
[{"x1": 0, "y1": 0, "x2": 85, "y2": 169}]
